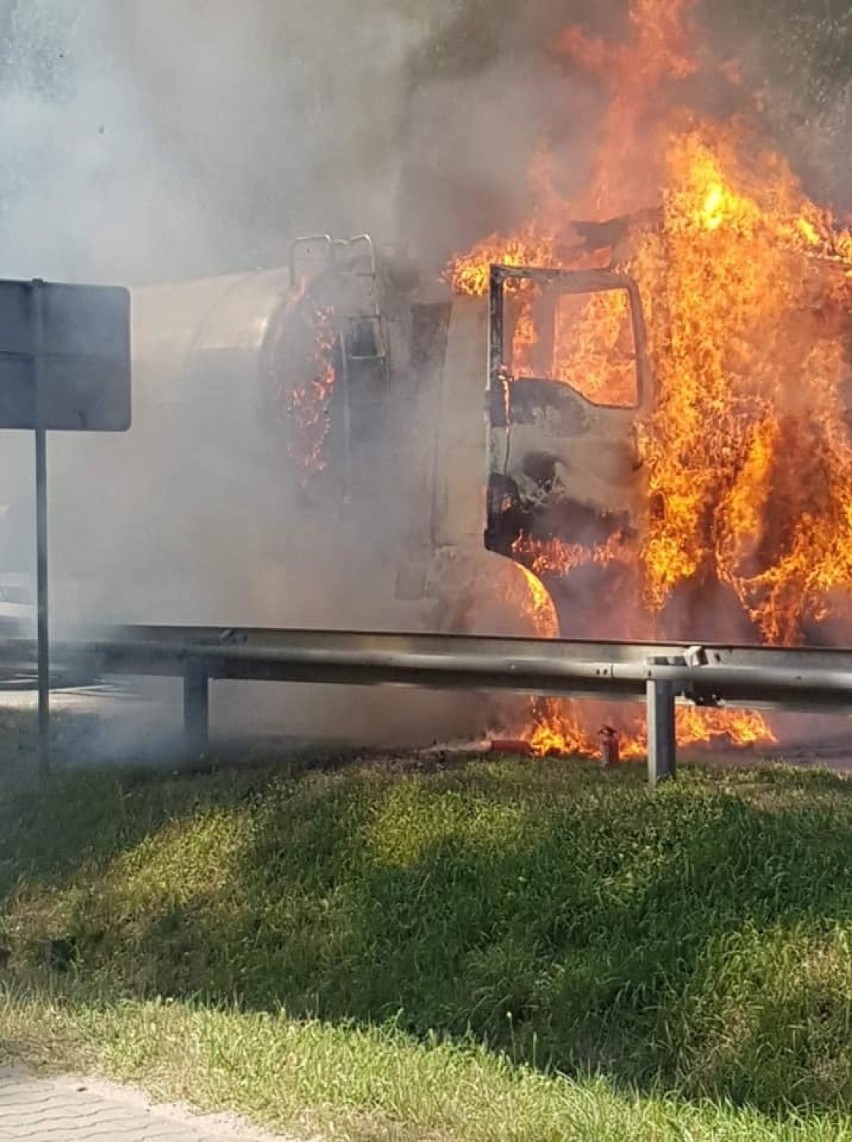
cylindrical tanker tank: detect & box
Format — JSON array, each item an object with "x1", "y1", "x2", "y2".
[
  {"x1": 25, "y1": 267, "x2": 330, "y2": 627},
  {"x1": 127, "y1": 257, "x2": 397, "y2": 499},
  {"x1": 130, "y1": 269, "x2": 292, "y2": 437},
  {"x1": 79, "y1": 257, "x2": 426, "y2": 630},
  {"x1": 118, "y1": 253, "x2": 552, "y2": 642}
]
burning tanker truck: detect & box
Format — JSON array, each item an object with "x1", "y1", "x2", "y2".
[
  {"x1": 39, "y1": 172, "x2": 852, "y2": 757},
  {"x1": 127, "y1": 229, "x2": 654, "y2": 642},
  {"x1": 42, "y1": 0, "x2": 852, "y2": 756},
  {"x1": 126, "y1": 213, "x2": 852, "y2": 655}
]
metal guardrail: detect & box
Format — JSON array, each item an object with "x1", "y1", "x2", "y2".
[{"x1": 4, "y1": 626, "x2": 852, "y2": 784}]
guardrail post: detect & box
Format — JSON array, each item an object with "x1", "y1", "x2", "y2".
[
  {"x1": 183, "y1": 662, "x2": 209, "y2": 755},
  {"x1": 646, "y1": 677, "x2": 676, "y2": 785}
]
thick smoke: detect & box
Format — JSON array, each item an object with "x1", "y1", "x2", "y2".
[
  {"x1": 0, "y1": 0, "x2": 467, "y2": 282},
  {"x1": 0, "y1": 0, "x2": 485, "y2": 752}
]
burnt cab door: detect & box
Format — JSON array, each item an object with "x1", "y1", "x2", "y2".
[{"x1": 486, "y1": 264, "x2": 650, "y2": 554}]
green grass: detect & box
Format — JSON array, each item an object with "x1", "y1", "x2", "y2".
[{"x1": 2, "y1": 737, "x2": 852, "y2": 1138}]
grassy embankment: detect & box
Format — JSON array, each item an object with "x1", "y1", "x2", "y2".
[{"x1": 1, "y1": 723, "x2": 852, "y2": 1139}]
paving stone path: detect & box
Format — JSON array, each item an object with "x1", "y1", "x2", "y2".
[{"x1": 0, "y1": 1068, "x2": 296, "y2": 1141}]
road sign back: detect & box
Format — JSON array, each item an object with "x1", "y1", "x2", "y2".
[
  {"x1": 0, "y1": 279, "x2": 131, "y2": 431},
  {"x1": 0, "y1": 277, "x2": 132, "y2": 775}
]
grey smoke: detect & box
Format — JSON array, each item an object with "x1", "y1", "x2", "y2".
[
  {"x1": 0, "y1": 0, "x2": 461, "y2": 283},
  {"x1": 0, "y1": 0, "x2": 498, "y2": 756}
]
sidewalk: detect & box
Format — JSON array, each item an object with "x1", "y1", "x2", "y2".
[{"x1": 0, "y1": 1068, "x2": 297, "y2": 1141}]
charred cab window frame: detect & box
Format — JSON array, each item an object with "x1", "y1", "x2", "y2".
[{"x1": 487, "y1": 263, "x2": 650, "y2": 422}]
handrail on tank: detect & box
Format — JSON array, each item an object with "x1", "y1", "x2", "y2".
[
  {"x1": 288, "y1": 234, "x2": 334, "y2": 288},
  {"x1": 288, "y1": 233, "x2": 379, "y2": 288},
  {"x1": 346, "y1": 234, "x2": 378, "y2": 277}
]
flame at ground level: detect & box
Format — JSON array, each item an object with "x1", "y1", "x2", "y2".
[
  {"x1": 523, "y1": 698, "x2": 776, "y2": 760},
  {"x1": 510, "y1": 568, "x2": 775, "y2": 759}
]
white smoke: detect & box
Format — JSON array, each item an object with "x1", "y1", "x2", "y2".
[
  {"x1": 0, "y1": 0, "x2": 495, "y2": 755},
  {"x1": 0, "y1": 0, "x2": 460, "y2": 283}
]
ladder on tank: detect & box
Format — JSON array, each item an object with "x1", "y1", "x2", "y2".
[
  {"x1": 288, "y1": 233, "x2": 390, "y2": 388},
  {"x1": 287, "y1": 234, "x2": 391, "y2": 502}
]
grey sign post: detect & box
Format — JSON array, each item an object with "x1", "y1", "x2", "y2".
[{"x1": 0, "y1": 279, "x2": 131, "y2": 774}]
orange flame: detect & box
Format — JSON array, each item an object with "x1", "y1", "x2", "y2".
[
  {"x1": 524, "y1": 698, "x2": 775, "y2": 760},
  {"x1": 510, "y1": 565, "x2": 777, "y2": 760},
  {"x1": 467, "y1": 0, "x2": 851, "y2": 758},
  {"x1": 273, "y1": 279, "x2": 338, "y2": 485},
  {"x1": 285, "y1": 305, "x2": 336, "y2": 482}
]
